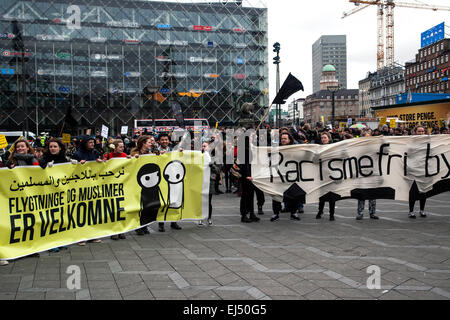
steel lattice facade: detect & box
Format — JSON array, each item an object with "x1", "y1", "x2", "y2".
[{"x1": 0, "y1": 0, "x2": 268, "y2": 135}]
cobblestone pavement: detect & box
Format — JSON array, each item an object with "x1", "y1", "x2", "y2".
[{"x1": 1, "y1": 191, "x2": 449, "y2": 300}]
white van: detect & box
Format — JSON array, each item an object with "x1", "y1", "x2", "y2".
[{"x1": 0, "y1": 131, "x2": 36, "y2": 149}]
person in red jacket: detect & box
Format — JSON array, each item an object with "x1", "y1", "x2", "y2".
[
  {"x1": 103, "y1": 139, "x2": 130, "y2": 161},
  {"x1": 103, "y1": 139, "x2": 130, "y2": 240}
]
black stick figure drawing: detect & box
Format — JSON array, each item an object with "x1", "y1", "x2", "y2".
[
  {"x1": 163, "y1": 160, "x2": 186, "y2": 220},
  {"x1": 137, "y1": 163, "x2": 166, "y2": 226}
]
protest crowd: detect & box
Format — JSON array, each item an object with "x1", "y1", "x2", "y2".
[{"x1": 0, "y1": 121, "x2": 449, "y2": 266}]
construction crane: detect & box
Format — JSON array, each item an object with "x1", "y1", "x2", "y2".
[{"x1": 342, "y1": 0, "x2": 450, "y2": 70}]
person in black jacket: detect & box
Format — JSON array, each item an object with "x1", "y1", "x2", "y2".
[
  {"x1": 70, "y1": 135, "x2": 103, "y2": 245},
  {"x1": 72, "y1": 135, "x2": 103, "y2": 164},
  {"x1": 39, "y1": 138, "x2": 70, "y2": 169},
  {"x1": 237, "y1": 133, "x2": 260, "y2": 223}
]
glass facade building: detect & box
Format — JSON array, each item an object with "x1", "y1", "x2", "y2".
[
  {"x1": 0, "y1": 0, "x2": 268, "y2": 135},
  {"x1": 312, "y1": 35, "x2": 347, "y2": 93}
]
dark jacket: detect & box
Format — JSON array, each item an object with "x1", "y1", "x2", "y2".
[
  {"x1": 39, "y1": 152, "x2": 70, "y2": 168},
  {"x1": 72, "y1": 136, "x2": 100, "y2": 162},
  {"x1": 6, "y1": 153, "x2": 39, "y2": 168}
]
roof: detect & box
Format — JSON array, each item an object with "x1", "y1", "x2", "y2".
[{"x1": 322, "y1": 64, "x2": 336, "y2": 72}]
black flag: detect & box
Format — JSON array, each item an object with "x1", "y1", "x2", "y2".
[
  {"x1": 272, "y1": 73, "x2": 304, "y2": 105},
  {"x1": 64, "y1": 105, "x2": 78, "y2": 127}
]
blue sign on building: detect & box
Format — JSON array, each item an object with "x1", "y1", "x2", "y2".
[
  {"x1": 421, "y1": 22, "x2": 445, "y2": 48},
  {"x1": 58, "y1": 86, "x2": 70, "y2": 93},
  {"x1": 160, "y1": 88, "x2": 171, "y2": 94},
  {"x1": 156, "y1": 24, "x2": 172, "y2": 29},
  {"x1": 1, "y1": 68, "x2": 14, "y2": 75}
]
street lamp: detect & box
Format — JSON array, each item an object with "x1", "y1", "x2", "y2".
[
  {"x1": 294, "y1": 101, "x2": 298, "y2": 126},
  {"x1": 327, "y1": 85, "x2": 339, "y2": 128},
  {"x1": 273, "y1": 42, "x2": 280, "y2": 128}
]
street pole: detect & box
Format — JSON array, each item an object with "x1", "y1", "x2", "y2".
[
  {"x1": 328, "y1": 85, "x2": 339, "y2": 129},
  {"x1": 21, "y1": 48, "x2": 28, "y2": 138},
  {"x1": 276, "y1": 63, "x2": 280, "y2": 128},
  {"x1": 273, "y1": 42, "x2": 281, "y2": 128}
]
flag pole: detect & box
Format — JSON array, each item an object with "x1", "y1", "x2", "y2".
[{"x1": 256, "y1": 103, "x2": 274, "y2": 131}]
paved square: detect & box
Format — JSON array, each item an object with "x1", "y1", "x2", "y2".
[{"x1": 1, "y1": 191, "x2": 449, "y2": 300}]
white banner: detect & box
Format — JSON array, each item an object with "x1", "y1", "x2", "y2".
[{"x1": 251, "y1": 136, "x2": 450, "y2": 204}]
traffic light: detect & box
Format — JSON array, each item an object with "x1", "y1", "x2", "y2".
[
  {"x1": 273, "y1": 56, "x2": 280, "y2": 65},
  {"x1": 273, "y1": 42, "x2": 280, "y2": 53}
]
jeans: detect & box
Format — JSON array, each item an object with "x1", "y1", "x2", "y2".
[{"x1": 357, "y1": 200, "x2": 376, "y2": 215}]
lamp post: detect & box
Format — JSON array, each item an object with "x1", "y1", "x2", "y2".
[
  {"x1": 327, "y1": 85, "x2": 339, "y2": 128},
  {"x1": 294, "y1": 101, "x2": 298, "y2": 126},
  {"x1": 273, "y1": 42, "x2": 280, "y2": 128}
]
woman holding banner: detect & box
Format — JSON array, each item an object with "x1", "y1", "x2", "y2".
[
  {"x1": 39, "y1": 138, "x2": 71, "y2": 252},
  {"x1": 2, "y1": 139, "x2": 41, "y2": 264},
  {"x1": 131, "y1": 135, "x2": 154, "y2": 235},
  {"x1": 5, "y1": 139, "x2": 39, "y2": 169},
  {"x1": 271, "y1": 132, "x2": 301, "y2": 222},
  {"x1": 356, "y1": 131, "x2": 379, "y2": 221},
  {"x1": 103, "y1": 139, "x2": 130, "y2": 240},
  {"x1": 409, "y1": 125, "x2": 428, "y2": 219},
  {"x1": 316, "y1": 132, "x2": 337, "y2": 221}
]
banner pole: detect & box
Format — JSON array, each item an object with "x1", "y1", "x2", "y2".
[{"x1": 256, "y1": 103, "x2": 273, "y2": 131}]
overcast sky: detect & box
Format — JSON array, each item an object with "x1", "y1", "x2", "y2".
[{"x1": 266, "y1": 0, "x2": 449, "y2": 104}]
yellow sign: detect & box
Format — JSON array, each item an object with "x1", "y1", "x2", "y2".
[
  {"x1": 0, "y1": 152, "x2": 209, "y2": 260},
  {"x1": 375, "y1": 102, "x2": 450, "y2": 127},
  {"x1": 339, "y1": 122, "x2": 347, "y2": 129},
  {"x1": 62, "y1": 133, "x2": 71, "y2": 144},
  {"x1": 321, "y1": 116, "x2": 324, "y2": 123},
  {"x1": 379, "y1": 118, "x2": 387, "y2": 126},
  {"x1": 9, "y1": 136, "x2": 24, "y2": 153},
  {"x1": 390, "y1": 119, "x2": 396, "y2": 128},
  {"x1": 0, "y1": 135, "x2": 7, "y2": 149}
]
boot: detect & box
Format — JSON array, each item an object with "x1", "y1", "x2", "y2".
[
  {"x1": 291, "y1": 213, "x2": 301, "y2": 221},
  {"x1": 316, "y1": 212, "x2": 323, "y2": 219},
  {"x1": 158, "y1": 223, "x2": 165, "y2": 232},
  {"x1": 171, "y1": 222, "x2": 182, "y2": 230},
  {"x1": 258, "y1": 206, "x2": 264, "y2": 215},
  {"x1": 249, "y1": 212, "x2": 260, "y2": 222},
  {"x1": 241, "y1": 214, "x2": 252, "y2": 223}
]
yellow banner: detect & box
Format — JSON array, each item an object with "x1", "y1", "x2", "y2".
[
  {"x1": 62, "y1": 133, "x2": 71, "y2": 144},
  {"x1": 0, "y1": 152, "x2": 209, "y2": 260},
  {"x1": 0, "y1": 135, "x2": 7, "y2": 149},
  {"x1": 390, "y1": 119, "x2": 396, "y2": 128}
]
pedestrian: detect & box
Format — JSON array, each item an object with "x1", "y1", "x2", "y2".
[
  {"x1": 316, "y1": 131, "x2": 337, "y2": 221},
  {"x1": 156, "y1": 133, "x2": 183, "y2": 232},
  {"x1": 271, "y1": 132, "x2": 301, "y2": 222},
  {"x1": 3, "y1": 139, "x2": 40, "y2": 264},
  {"x1": 409, "y1": 125, "x2": 428, "y2": 219},
  {"x1": 103, "y1": 139, "x2": 130, "y2": 240},
  {"x1": 356, "y1": 131, "x2": 379, "y2": 220},
  {"x1": 71, "y1": 135, "x2": 104, "y2": 245},
  {"x1": 198, "y1": 141, "x2": 219, "y2": 226},
  {"x1": 39, "y1": 138, "x2": 71, "y2": 252},
  {"x1": 5, "y1": 139, "x2": 39, "y2": 168},
  {"x1": 236, "y1": 132, "x2": 261, "y2": 224},
  {"x1": 130, "y1": 135, "x2": 155, "y2": 235}
]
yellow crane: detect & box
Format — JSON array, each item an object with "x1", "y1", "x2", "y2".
[{"x1": 342, "y1": 0, "x2": 450, "y2": 70}]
